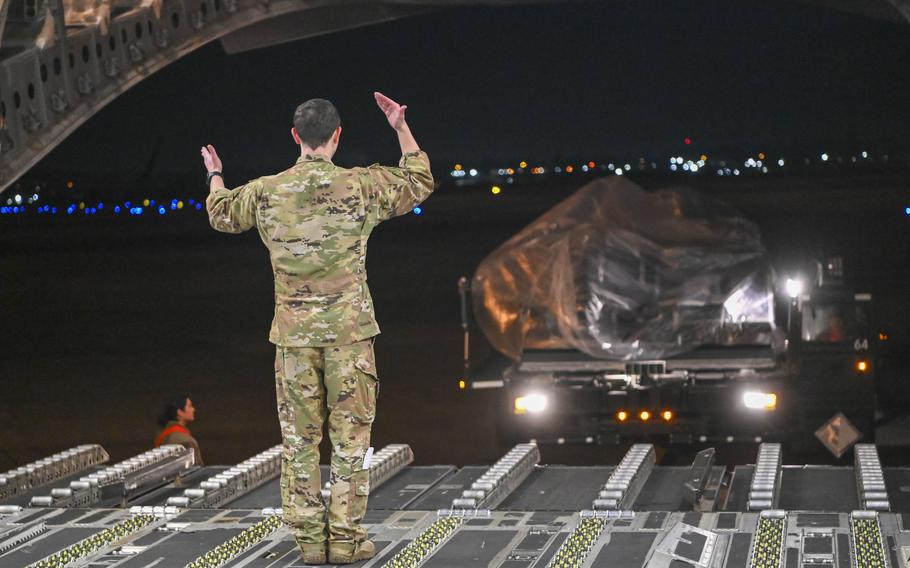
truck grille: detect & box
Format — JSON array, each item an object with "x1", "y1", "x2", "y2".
[{"x1": 625, "y1": 361, "x2": 666, "y2": 376}]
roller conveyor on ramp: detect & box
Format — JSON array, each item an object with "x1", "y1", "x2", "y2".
[{"x1": 1, "y1": 442, "x2": 910, "y2": 567}]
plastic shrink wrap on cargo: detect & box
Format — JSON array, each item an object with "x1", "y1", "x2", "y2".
[{"x1": 472, "y1": 177, "x2": 782, "y2": 361}]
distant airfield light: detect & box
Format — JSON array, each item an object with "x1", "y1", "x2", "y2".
[
  {"x1": 507, "y1": 168, "x2": 515, "y2": 175},
  {"x1": 158, "y1": 206, "x2": 166, "y2": 215},
  {"x1": 97, "y1": 202, "x2": 104, "y2": 209},
  {"x1": 66, "y1": 180, "x2": 75, "y2": 189},
  {"x1": 588, "y1": 161, "x2": 596, "y2": 168},
  {"x1": 454, "y1": 164, "x2": 462, "y2": 171},
  {"x1": 624, "y1": 164, "x2": 631, "y2": 171},
  {"x1": 114, "y1": 206, "x2": 121, "y2": 214},
  {"x1": 195, "y1": 203, "x2": 203, "y2": 210},
  {"x1": 700, "y1": 154, "x2": 708, "y2": 161},
  {"x1": 143, "y1": 199, "x2": 150, "y2": 206},
  {"x1": 904, "y1": 207, "x2": 910, "y2": 216},
  {"x1": 412, "y1": 206, "x2": 423, "y2": 215},
  {"x1": 684, "y1": 137, "x2": 692, "y2": 145},
  {"x1": 733, "y1": 169, "x2": 740, "y2": 176},
  {"x1": 758, "y1": 152, "x2": 765, "y2": 160},
  {"x1": 821, "y1": 153, "x2": 829, "y2": 161},
  {"x1": 491, "y1": 186, "x2": 501, "y2": 195},
  {"x1": 519, "y1": 161, "x2": 528, "y2": 169},
  {"x1": 458, "y1": 379, "x2": 466, "y2": 390},
  {"x1": 554, "y1": 166, "x2": 562, "y2": 173},
  {"x1": 13, "y1": 194, "x2": 21, "y2": 204},
  {"x1": 565, "y1": 165, "x2": 574, "y2": 173},
  {"x1": 614, "y1": 168, "x2": 623, "y2": 175},
  {"x1": 469, "y1": 169, "x2": 478, "y2": 177},
  {"x1": 862, "y1": 151, "x2": 868, "y2": 159},
  {"x1": 79, "y1": 202, "x2": 85, "y2": 210},
  {"x1": 778, "y1": 159, "x2": 785, "y2": 167},
  {"x1": 670, "y1": 164, "x2": 678, "y2": 171},
  {"x1": 177, "y1": 201, "x2": 184, "y2": 209},
  {"x1": 582, "y1": 165, "x2": 589, "y2": 172}
]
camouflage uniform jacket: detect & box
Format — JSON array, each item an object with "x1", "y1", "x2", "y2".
[{"x1": 207, "y1": 151, "x2": 434, "y2": 346}]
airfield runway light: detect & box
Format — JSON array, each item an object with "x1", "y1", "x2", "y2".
[
  {"x1": 458, "y1": 380, "x2": 466, "y2": 390},
  {"x1": 491, "y1": 186, "x2": 501, "y2": 195},
  {"x1": 565, "y1": 165, "x2": 574, "y2": 173},
  {"x1": 661, "y1": 410, "x2": 673, "y2": 422},
  {"x1": 514, "y1": 394, "x2": 547, "y2": 414},
  {"x1": 616, "y1": 410, "x2": 628, "y2": 422},
  {"x1": 143, "y1": 199, "x2": 150, "y2": 207},
  {"x1": 855, "y1": 359, "x2": 871, "y2": 373},
  {"x1": 639, "y1": 410, "x2": 651, "y2": 421},
  {"x1": 743, "y1": 391, "x2": 777, "y2": 410},
  {"x1": 519, "y1": 161, "x2": 528, "y2": 169},
  {"x1": 904, "y1": 207, "x2": 910, "y2": 216},
  {"x1": 454, "y1": 164, "x2": 462, "y2": 171},
  {"x1": 785, "y1": 278, "x2": 803, "y2": 299}
]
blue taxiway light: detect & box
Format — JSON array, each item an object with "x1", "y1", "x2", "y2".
[
  {"x1": 413, "y1": 207, "x2": 423, "y2": 215},
  {"x1": 158, "y1": 206, "x2": 166, "y2": 215}
]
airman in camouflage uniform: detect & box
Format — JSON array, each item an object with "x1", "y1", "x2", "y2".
[{"x1": 201, "y1": 93, "x2": 433, "y2": 564}]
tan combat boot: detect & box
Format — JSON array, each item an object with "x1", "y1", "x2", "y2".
[
  {"x1": 328, "y1": 540, "x2": 376, "y2": 564},
  {"x1": 298, "y1": 542, "x2": 327, "y2": 565}
]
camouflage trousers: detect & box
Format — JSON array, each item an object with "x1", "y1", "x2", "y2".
[{"x1": 274, "y1": 339, "x2": 378, "y2": 545}]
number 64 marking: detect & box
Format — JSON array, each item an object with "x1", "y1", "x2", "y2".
[{"x1": 854, "y1": 338, "x2": 869, "y2": 351}]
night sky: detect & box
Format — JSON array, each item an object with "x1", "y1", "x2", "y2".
[{"x1": 31, "y1": 0, "x2": 910, "y2": 184}]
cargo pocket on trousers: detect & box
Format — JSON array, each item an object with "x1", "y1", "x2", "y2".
[
  {"x1": 348, "y1": 469, "x2": 370, "y2": 521},
  {"x1": 353, "y1": 357, "x2": 378, "y2": 425}
]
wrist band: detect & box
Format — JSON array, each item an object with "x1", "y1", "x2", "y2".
[{"x1": 206, "y1": 171, "x2": 223, "y2": 186}]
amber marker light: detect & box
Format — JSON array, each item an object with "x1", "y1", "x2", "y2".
[
  {"x1": 855, "y1": 360, "x2": 870, "y2": 373},
  {"x1": 458, "y1": 380, "x2": 466, "y2": 390},
  {"x1": 616, "y1": 410, "x2": 629, "y2": 422},
  {"x1": 661, "y1": 410, "x2": 673, "y2": 422},
  {"x1": 639, "y1": 410, "x2": 651, "y2": 421}
]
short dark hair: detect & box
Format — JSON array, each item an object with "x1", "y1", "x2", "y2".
[
  {"x1": 157, "y1": 394, "x2": 188, "y2": 427},
  {"x1": 293, "y1": 99, "x2": 340, "y2": 149}
]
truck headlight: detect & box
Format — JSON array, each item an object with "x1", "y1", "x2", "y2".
[
  {"x1": 785, "y1": 278, "x2": 803, "y2": 299},
  {"x1": 514, "y1": 394, "x2": 548, "y2": 414},
  {"x1": 743, "y1": 391, "x2": 777, "y2": 410}
]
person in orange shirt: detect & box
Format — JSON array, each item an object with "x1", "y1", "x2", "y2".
[{"x1": 154, "y1": 395, "x2": 203, "y2": 465}]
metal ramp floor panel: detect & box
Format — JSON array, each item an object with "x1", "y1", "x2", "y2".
[
  {"x1": 778, "y1": 467, "x2": 859, "y2": 511},
  {"x1": 723, "y1": 465, "x2": 754, "y2": 512},
  {"x1": 497, "y1": 466, "x2": 614, "y2": 512},
  {"x1": 0, "y1": 526, "x2": 98, "y2": 566},
  {"x1": 884, "y1": 468, "x2": 910, "y2": 512},
  {"x1": 367, "y1": 466, "x2": 455, "y2": 510},
  {"x1": 632, "y1": 466, "x2": 725, "y2": 511},
  {"x1": 421, "y1": 529, "x2": 520, "y2": 568},
  {"x1": 405, "y1": 466, "x2": 488, "y2": 511}
]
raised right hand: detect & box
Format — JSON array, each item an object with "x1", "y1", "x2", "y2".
[{"x1": 374, "y1": 92, "x2": 408, "y2": 131}]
